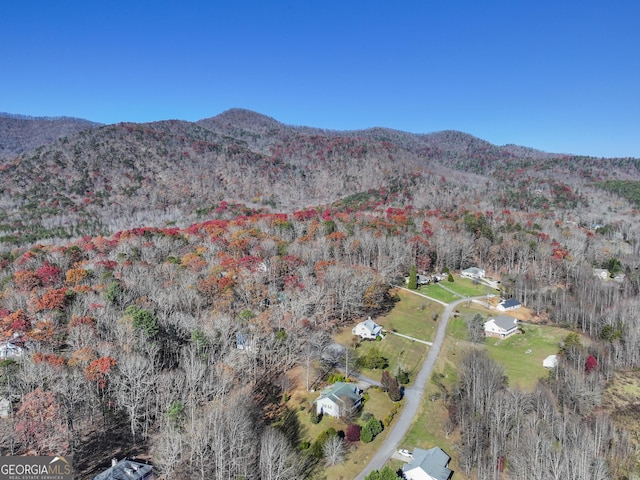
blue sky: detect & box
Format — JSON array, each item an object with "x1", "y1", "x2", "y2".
[{"x1": 1, "y1": 1, "x2": 638, "y2": 157}]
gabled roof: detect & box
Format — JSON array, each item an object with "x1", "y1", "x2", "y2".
[
  {"x1": 488, "y1": 315, "x2": 518, "y2": 332},
  {"x1": 403, "y1": 447, "x2": 453, "y2": 480},
  {"x1": 462, "y1": 267, "x2": 484, "y2": 275},
  {"x1": 499, "y1": 298, "x2": 521, "y2": 308},
  {"x1": 315, "y1": 382, "x2": 361, "y2": 405},
  {"x1": 93, "y1": 459, "x2": 154, "y2": 480},
  {"x1": 362, "y1": 318, "x2": 382, "y2": 334}
]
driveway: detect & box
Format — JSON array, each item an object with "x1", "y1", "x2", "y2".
[{"x1": 354, "y1": 295, "x2": 479, "y2": 479}]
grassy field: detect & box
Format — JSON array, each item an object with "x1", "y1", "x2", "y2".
[
  {"x1": 333, "y1": 288, "x2": 443, "y2": 384},
  {"x1": 444, "y1": 276, "x2": 500, "y2": 297},
  {"x1": 323, "y1": 286, "x2": 574, "y2": 478},
  {"x1": 485, "y1": 323, "x2": 569, "y2": 391},
  {"x1": 400, "y1": 335, "x2": 463, "y2": 476},
  {"x1": 415, "y1": 284, "x2": 458, "y2": 303},
  {"x1": 355, "y1": 335, "x2": 429, "y2": 383},
  {"x1": 379, "y1": 289, "x2": 443, "y2": 341},
  {"x1": 449, "y1": 313, "x2": 569, "y2": 391},
  {"x1": 398, "y1": 311, "x2": 572, "y2": 478},
  {"x1": 603, "y1": 371, "x2": 640, "y2": 444}
]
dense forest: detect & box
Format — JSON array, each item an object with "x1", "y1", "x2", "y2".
[{"x1": 0, "y1": 110, "x2": 640, "y2": 479}]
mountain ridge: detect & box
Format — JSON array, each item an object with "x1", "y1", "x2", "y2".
[{"x1": 0, "y1": 107, "x2": 638, "y2": 247}]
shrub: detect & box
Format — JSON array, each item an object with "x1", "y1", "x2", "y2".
[
  {"x1": 396, "y1": 369, "x2": 410, "y2": 385},
  {"x1": 310, "y1": 408, "x2": 322, "y2": 424},
  {"x1": 361, "y1": 417, "x2": 383, "y2": 443},
  {"x1": 345, "y1": 423, "x2": 361, "y2": 443}
]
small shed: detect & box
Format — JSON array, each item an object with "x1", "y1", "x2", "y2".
[{"x1": 543, "y1": 354, "x2": 558, "y2": 368}]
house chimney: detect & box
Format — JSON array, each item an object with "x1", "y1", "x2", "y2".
[{"x1": 111, "y1": 458, "x2": 118, "y2": 467}]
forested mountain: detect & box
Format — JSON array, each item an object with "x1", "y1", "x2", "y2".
[
  {"x1": 1, "y1": 108, "x2": 639, "y2": 247},
  {"x1": 0, "y1": 113, "x2": 100, "y2": 160},
  {"x1": 1, "y1": 109, "x2": 640, "y2": 478}
]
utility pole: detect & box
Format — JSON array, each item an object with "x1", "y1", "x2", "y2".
[{"x1": 345, "y1": 346, "x2": 349, "y2": 379}]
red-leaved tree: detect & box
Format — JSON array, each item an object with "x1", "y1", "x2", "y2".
[{"x1": 15, "y1": 388, "x2": 70, "y2": 455}]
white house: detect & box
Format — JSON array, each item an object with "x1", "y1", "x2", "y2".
[
  {"x1": 461, "y1": 267, "x2": 485, "y2": 279},
  {"x1": 352, "y1": 317, "x2": 383, "y2": 340},
  {"x1": 402, "y1": 446, "x2": 453, "y2": 480},
  {"x1": 484, "y1": 315, "x2": 519, "y2": 339},
  {"x1": 0, "y1": 398, "x2": 10, "y2": 418},
  {"x1": 543, "y1": 354, "x2": 559, "y2": 368},
  {"x1": 496, "y1": 298, "x2": 521, "y2": 312},
  {"x1": 314, "y1": 382, "x2": 362, "y2": 418},
  {"x1": 0, "y1": 343, "x2": 24, "y2": 359},
  {"x1": 593, "y1": 268, "x2": 609, "y2": 280}
]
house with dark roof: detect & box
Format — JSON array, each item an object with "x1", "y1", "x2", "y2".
[
  {"x1": 402, "y1": 446, "x2": 453, "y2": 480},
  {"x1": 314, "y1": 382, "x2": 362, "y2": 418},
  {"x1": 92, "y1": 458, "x2": 154, "y2": 480},
  {"x1": 352, "y1": 317, "x2": 383, "y2": 340},
  {"x1": 496, "y1": 298, "x2": 521, "y2": 311},
  {"x1": 484, "y1": 315, "x2": 519, "y2": 339}
]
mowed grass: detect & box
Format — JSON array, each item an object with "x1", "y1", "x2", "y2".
[
  {"x1": 380, "y1": 288, "x2": 444, "y2": 342},
  {"x1": 334, "y1": 288, "x2": 443, "y2": 384},
  {"x1": 415, "y1": 284, "x2": 458, "y2": 303},
  {"x1": 443, "y1": 276, "x2": 500, "y2": 297},
  {"x1": 485, "y1": 323, "x2": 570, "y2": 391},
  {"x1": 447, "y1": 310, "x2": 570, "y2": 391},
  {"x1": 354, "y1": 335, "x2": 429, "y2": 384}
]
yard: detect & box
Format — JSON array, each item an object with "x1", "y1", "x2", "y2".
[
  {"x1": 448, "y1": 313, "x2": 570, "y2": 391},
  {"x1": 294, "y1": 386, "x2": 401, "y2": 480},
  {"x1": 379, "y1": 288, "x2": 443, "y2": 342},
  {"x1": 415, "y1": 275, "x2": 498, "y2": 303},
  {"x1": 333, "y1": 288, "x2": 442, "y2": 384},
  {"x1": 484, "y1": 322, "x2": 570, "y2": 391}
]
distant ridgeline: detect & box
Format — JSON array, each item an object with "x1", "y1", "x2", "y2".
[{"x1": 0, "y1": 112, "x2": 99, "y2": 122}]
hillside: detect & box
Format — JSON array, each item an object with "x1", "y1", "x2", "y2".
[
  {"x1": 0, "y1": 108, "x2": 639, "y2": 248},
  {"x1": 1, "y1": 109, "x2": 640, "y2": 478},
  {"x1": 0, "y1": 113, "x2": 100, "y2": 159}
]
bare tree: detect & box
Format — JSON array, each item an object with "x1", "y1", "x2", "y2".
[
  {"x1": 259, "y1": 427, "x2": 301, "y2": 480},
  {"x1": 113, "y1": 346, "x2": 159, "y2": 441},
  {"x1": 322, "y1": 434, "x2": 346, "y2": 466}
]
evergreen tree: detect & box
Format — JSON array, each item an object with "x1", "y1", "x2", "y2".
[{"x1": 408, "y1": 265, "x2": 417, "y2": 290}]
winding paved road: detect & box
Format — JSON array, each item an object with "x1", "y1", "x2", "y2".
[{"x1": 355, "y1": 292, "x2": 479, "y2": 479}]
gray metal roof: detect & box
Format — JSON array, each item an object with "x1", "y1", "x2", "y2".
[
  {"x1": 403, "y1": 447, "x2": 453, "y2": 480},
  {"x1": 492, "y1": 315, "x2": 518, "y2": 331}
]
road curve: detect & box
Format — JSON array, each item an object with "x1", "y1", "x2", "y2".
[{"x1": 354, "y1": 294, "x2": 476, "y2": 479}]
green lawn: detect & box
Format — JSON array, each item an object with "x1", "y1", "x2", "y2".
[
  {"x1": 355, "y1": 335, "x2": 429, "y2": 383},
  {"x1": 401, "y1": 335, "x2": 463, "y2": 475},
  {"x1": 442, "y1": 276, "x2": 500, "y2": 297},
  {"x1": 449, "y1": 314, "x2": 569, "y2": 391},
  {"x1": 485, "y1": 323, "x2": 570, "y2": 391},
  {"x1": 415, "y1": 284, "x2": 458, "y2": 303},
  {"x1": 380, "y1": 289, "x2": 443, "y2": 342}
]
